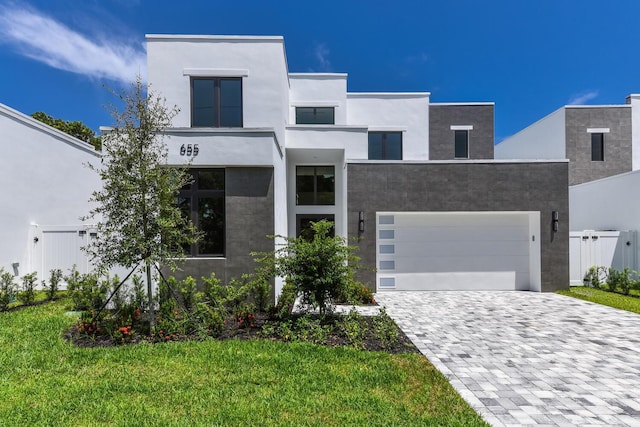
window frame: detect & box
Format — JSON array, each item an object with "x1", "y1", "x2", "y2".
[
  {"x1": 295, "y1": 107, "x2": 335, "y2": 125},
  {"x1": 190, "y1": 77, "x2": 243, "y2": 128},
  {"x1": 591, "y1": 132, "x2": 605, "y2": 161},
  {"x1": 178, "y1": 169, "x2": 226, "y2": 257},
  {"x1": 368, "y1": 131, "x2": 403, "y2": 160},
  {"x1": 454, "y1": 129, "x2": 469, "y2": 159},
  {"x1": 295, "y1": 165, "x2": 335, "y2": 206}
]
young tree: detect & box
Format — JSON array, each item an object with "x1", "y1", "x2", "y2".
[{"x1": 84, "y1": 77, "x2": 199, "y2": 325}]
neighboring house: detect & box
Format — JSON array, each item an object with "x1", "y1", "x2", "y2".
[
  {"x1": 569, "y1": 170, "x2": 640, "y2": 284},
  {"x1": 0, "y1": 103, "x2": 101, "y2": 281},
  {"x1": 495, "y1": 100, "x2": 638, "y2": 185},
  {"x1": 147, "y1": 34, "x2": 569, "y2": 294}
]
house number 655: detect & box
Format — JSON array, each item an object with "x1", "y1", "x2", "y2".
[{"x1": 179, "y1": 144, "x2": 199, "y2": 156}]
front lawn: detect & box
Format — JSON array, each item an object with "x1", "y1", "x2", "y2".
[
  {"x1": 0, "y1": 301, "x2": 488, "y2": 426},
  {"x1": 557, "y1": 286, "x2": 640, "y2": 314}
]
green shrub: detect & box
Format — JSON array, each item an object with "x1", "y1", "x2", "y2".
[
  {"x1": 338, "y1": 279, "x2": 374, "y2": 305},
  {"x1": 341, "y1": 308, "x2": 366, "y2": 350},
  {"x1": 67, "y1": 269, "x2": 109, "y2": 311},
  {"x1": 272, "y1": 280, "x2": 298, "y2": 320},
  {"x1": 46, "y1": 269, "x2": 63, "y2": 301},
  {"x1": 607, "y1": 267, "x2": 633, "y2": 295},
  {"x1": 606, "y1": 268, "x2": 619, "y2": 292},
  {"x1": 584, "y1": 266, "x2": 606, "y2": 288},
  {"x1": 0, "y1": 268, "x2": 16, "y2": 311},
  {"x1": 202, "y1": 273, "x2": 247, "y2": 313},
  {"x1": 293, "y1": 313, "x2": 330, "y2": 345},
  {"x1": 17, "y1": 272, "x2": 37, "y2": 305},
  {"x1": 273, "y1": 220, "x2": 363, "y2": 315},
  {"x1": 372, "y1": 308, "x2": 399, "y2": 349}
]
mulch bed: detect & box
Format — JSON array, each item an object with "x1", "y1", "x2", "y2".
[{"x1": 64, "y1": 311, "x2": 420, "y2": 354}]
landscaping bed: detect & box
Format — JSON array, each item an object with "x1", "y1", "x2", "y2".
[{"x1": 65, "y1": 307, "x2": 420, "y2": 354}]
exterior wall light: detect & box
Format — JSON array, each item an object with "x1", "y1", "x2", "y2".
[
  {"x1": 359, "y1": 211, "x2": 365, "y2": 232},
  {"x1": 552, "y1": 211, "x2": 559, "y2": 232}
]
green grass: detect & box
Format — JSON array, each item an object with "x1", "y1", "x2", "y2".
[
  {"x1": 0, "y1": 301, "x2": 488, "y2": 426},
  {"x1": 558, "y1": 286, "x2": 640, "y2": 314}
]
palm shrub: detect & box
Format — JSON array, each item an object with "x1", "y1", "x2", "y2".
[{"x1": 0, "y1": 268, "x2": 16, "y2": 311}]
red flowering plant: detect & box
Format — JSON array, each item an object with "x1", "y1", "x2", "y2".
[
  {"x1": 234, "y1": 303, "x2": 258, "y2": 329},
  {"x1": 112, "y1": 324, "x2": 134, "y2": 344}
]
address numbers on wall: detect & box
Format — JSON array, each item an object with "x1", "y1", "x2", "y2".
[{"x1": 179, "y1": 144, "x2": 199, "y2": 156}]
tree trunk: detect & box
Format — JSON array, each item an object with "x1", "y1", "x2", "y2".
[{"x1": 146, "y1": 260, "x2": 155, "y2": 326}]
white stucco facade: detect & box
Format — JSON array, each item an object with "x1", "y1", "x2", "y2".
[
  {"x1": 145, "y1": 35, "x2": 436, "y2": 254},
  {"x1": 0, "y1": 104, "x2": 101, "y2": 279}
]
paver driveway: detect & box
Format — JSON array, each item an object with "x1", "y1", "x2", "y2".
[{"x1": 375, "y1": 291, "x2": 640, "y2": 427}]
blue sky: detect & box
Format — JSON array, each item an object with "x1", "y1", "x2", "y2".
[{"x1": 1, "y1": 0, "x2": 639, "y2": 142}]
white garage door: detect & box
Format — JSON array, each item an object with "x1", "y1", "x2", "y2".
[{"x1": 376, "y1": 212, "x2": 541, "y2": 292}]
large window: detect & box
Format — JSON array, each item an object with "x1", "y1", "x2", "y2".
[
  {"x1": 591, "y1": 133, "x2": 604, "y2": 161},
  {"x1": 295, "y1": 107, "x2": 335, "y2": 124},
  {"x1": 296, "y1": 166, "x2": 335, "y2": 205},
  {"x1": 178, "y1": 169, "x2": 225, "y2": 256},
  {"x1": 454, "y1": 130, "x2": 469, "y2": 159},
  {"x1": 368, "y1": 132, "x2": 402, "y2": 160},
  {"x1": 191, "y1": 78, "x2": 242, "y2": 127}
]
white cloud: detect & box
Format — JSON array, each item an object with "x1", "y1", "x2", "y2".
[
  {"x1": 568, "y1": 90, "x2": 599, "y2": 105},
  {"x1": 313, "y1": 43, "x2": 332, "y2": 72},
  {"x1": 406, "y1": 52, "x2": 429, "y2": 64},
  {"x1": 0, "y1": 4, "x2": 145, "y2": 83}
]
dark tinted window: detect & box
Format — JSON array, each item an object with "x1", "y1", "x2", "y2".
[
  {"x1": 454, "y1": 130, "x2": 469, "y2": 158},
  {"x1": 178, "y1": 169, "x2": 225, "y2": 256},
  {"x1": 591, "y1": 133, "x2": 604, "y2": 161},
  {"x1": 368, "y1": 132, "x2": 402, "y2": 160},
  {"x1": 192, "y1": 79, "x2": 216, "y2": 127},
  {"x1": 296, "y1": 166, "x2": 335, "y2": 205},
  {"x1": 191, "y1": 78, "x2": 242, "y2": 128},
  {"x1": 295, "y1": 107, "x2": 335, "y2": 124}
]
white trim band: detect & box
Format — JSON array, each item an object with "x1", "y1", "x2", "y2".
[
  {"x1": 450, "y1": 125, "x2": 474, "y2": 131},
  {"x1": 587, "y1": 128, "x2": 610, "y2": 133},
  {"x1": 183, "y1": 68, "x2": 249, "y2": 77}
]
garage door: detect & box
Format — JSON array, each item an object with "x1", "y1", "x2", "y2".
[{"x1": 376, "y1": 212, "x2": 541, "y2": 292}]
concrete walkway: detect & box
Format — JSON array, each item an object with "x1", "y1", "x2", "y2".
[{"x1": 375, "y1": 291, "x2": 640, "y2": 427}]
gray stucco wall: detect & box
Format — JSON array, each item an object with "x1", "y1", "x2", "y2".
[
  {"x1": 565, "y1": 107, "x2": 632, "y2": 185},
  {"x1": 347, "y1": 161, "x2": 569, "y2": 292},
  {"x1": 429, "y1": 104, "x2": 494, "y2": 160},
  {"x1": 173, "y1": 167, "x2": 274, "y2": 289}
]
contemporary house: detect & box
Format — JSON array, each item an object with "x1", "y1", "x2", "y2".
[
  {"x1": 0, "y1": 103, "x2": 101, "y2": 281},
  {"x1": 495, "y1": 99, "x2": 640, "y2": 185},
  {"x1": 146, "y1": 34, "x2": 569, "y2": 294}
]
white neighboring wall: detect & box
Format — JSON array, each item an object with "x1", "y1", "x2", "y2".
[
  {"x1": 628, "y1": 94, "x2": 640, "y2": 170},
  {"x1": 569, "y1": 170, "x2": 640, "y2": 232},
  {"x1": 0, "y1": 103, "x2": 101, "y2": 279},
  {"x1": 569, "y1": 170, "x2": 640, "y2": 277},
  {"x1": 495, "y1": 107, "x2": 566, "y2": 159}
]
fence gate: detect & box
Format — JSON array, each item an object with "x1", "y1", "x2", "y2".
[{"x1": 569, "y1": 230, "x2": 636, "y2": 286}]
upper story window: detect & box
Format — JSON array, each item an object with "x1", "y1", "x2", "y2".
[
  {"x1": 296, "y1": 166, "x2": 335, "y2": 205},
  {"x1": 454, "y1": 130, "x2": 469, "y2": 159},
  {"x1": 295, "y1": 107, "x2": 335, "y2": 125},
  {"x1": 591, "y1": 133, "x2": 604, "y2": 161},
  {"x1": 178, "y1": 169, "x2": 225, "y2": 256},
  {"x1": 191, "y1": 78, "x2": 242, "y2": 128},
  {"x1": 368, "y1": 132, "x2": 402, "y2": 160}
]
